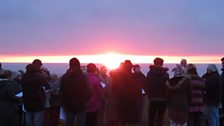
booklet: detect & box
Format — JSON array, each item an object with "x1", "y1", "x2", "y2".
[
  {"x1": 100, "y1": 82, "x2": 106, "y2": 88},
  {"x1": 142, "y1": 89, "x2": 145, "y2": 94},
  {"x1": 15, "y1": 92, "x2": 23, "y2": 97}
]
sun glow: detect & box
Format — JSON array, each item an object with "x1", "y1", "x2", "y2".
[
  {"x1": 0, "y1": 54, "x2": 221, "y2": 70},
  {"x1": 99, "y1": 53, "x2": 124, "y2": 69}
]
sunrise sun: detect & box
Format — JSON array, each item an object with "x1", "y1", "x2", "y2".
[{"x1": 100, "y1": 53, "x2": 124, "y2": 70}]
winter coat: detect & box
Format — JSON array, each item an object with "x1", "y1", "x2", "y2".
[
  {"x1": 145, "y1": 65, "x2": 169, "y2": 101},
  {"x1": 166, "y1": 76, "x2": 191, "y2": 124},
  {"x1": 21, "y1": 70, "x2": 48, "y2": 111},
  {"x1": 60, "y1": 68, "x2": 92, "y2": 113},
  {"x1": 221, "y1": 69, "x2": 224, "y2": 100},
  {"x1": 0, "y1": 79, "x2": 21, "y2": 125},
  {"x1": 188, "y1": 74, "x2": 204, "y2": 112},
  {"x1": 86, "y1": 72, "x2": 103, "y2": 112},
  {"x1": 115, "y1": 70, "x2": 142, "y2": 123},
  {"x1": 203, "y1": 72, "x2": 221, "y2": 106}
]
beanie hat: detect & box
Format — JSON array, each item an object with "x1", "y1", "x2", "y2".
[
  {"x1": 69, "y1": 57, "x2": 80, "y2": 69},
  {"x1": 153, "y1": 57, "x2": 164, "y2": 66}
]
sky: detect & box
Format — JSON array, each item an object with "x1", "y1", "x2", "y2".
[{"x1": 0, "y1": 0, "x2": 224, "y2": 63}]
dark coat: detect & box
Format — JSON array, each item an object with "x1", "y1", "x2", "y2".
[
  {"x1": 60, "y1": 68, "x2": 92, "y2": 113},
  {"x1": 115, "y1": 70, "x2": 142, "y2": 123},
  {"x1": 145, "y1": 65, "x2": 169, "y2": 101},
  {"x1": 0, "y1": 79, "x2": 21, "y2": 125},
  {"x1": 166, "y1": 76, "x2": 191, "y2": 124},
  {"x1": 203, "y1": 72, "x2": 221, "y2": 106},
  {"x1": 221, "y1": 69, "x2": 224, "y2": 100},
  {"x1": 21, "y1": 69, "x2": 48, "y2": 111},
  {"x1": 188, "y1": 74, "x2": 204, "y2": 112},
  {"x1": 133, "y1": 71, "x2": 146, "y2": 94}
]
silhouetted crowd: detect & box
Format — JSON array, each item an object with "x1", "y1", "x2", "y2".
[{"x1": 0, "y1": 57, "x2": 224, "y2": 126}]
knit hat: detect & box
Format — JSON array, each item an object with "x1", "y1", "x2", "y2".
[
  {"x1": 172, "y1": 64, "x2": 185, "y2": 77},
  {"x1": 153, "y1": 57, "x2": 164, "y2": 66},
  {"x1": 69, "y1": 57, "x2": 80, "y2": 69}
]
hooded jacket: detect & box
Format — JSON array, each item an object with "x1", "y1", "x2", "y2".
[
  {"x1": 60, "y1": 68, "x2": 92, "y2": 113},
  {"x1": 21, "y1": 64, "x2": 48, "y2": 111},
  {"x1": 202, "y1": 71, "x2": 221, "y2": 106},
  {"x1": 166, "y1": 76, "x2": 191, "y2": 124},
  {"x1": 146, "y1": 65, "x2": 169, "y2": 101}
]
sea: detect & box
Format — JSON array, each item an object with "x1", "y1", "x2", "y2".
[{"x1": 2, "y1": 63, "x2": 223, "y2": 77}]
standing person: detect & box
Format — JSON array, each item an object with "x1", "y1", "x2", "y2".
[
  {"x1": 60, "y1": 58, "x2": 92, "y2": 126},
  {"x1": 105, "y1": 70, "x2": 119, "y2": 126},
  {"x1": 115, "y1": 60, "x2": 142, "y2": 126},
  {"x1": 85, "y1": 63, "x2": 104, "y2": 126},
  {"x1": 187, "y1": 64, "x2": 205, "y2": 126},
  {"x1": 97, "y1": 66, "x2": 110, "y2": 126},
  {"x1": 0, "y1": 62, "x2": 6, "y2": 76},
  {"x1": 43, "y1": 74, "x2": 61, "y2": 126},
  {"x1": 221, "y1": 57, "x2": 224, "y2": 125},
  {"x1": 221, "y1": 57, "x2": 224, "y2": 106},
  {"x1": 99, "y1": 66, "x2": 109, "y2": 86},
  {"x1": 180, "y1": 59, "x2": 187, "y2": 69},
  {"x1": 21, "y1": 63, "x2": 48, "y2": 126},
  {"x1": 133, "y1": 64, "x2": 147, "y2": 124},
  {"x1": 172, "y1": 59, "x2": 188, "y2": 76},
  {"x1": 145, "y1": 57, "x2": 169, "y2": 126},
  {"x1": 166, "y1": 65, "x2": 191, "y2": 126},
  {"x1": 202, "y1": 64, "x2": 221, "y2": 126},
  {"x1": 0, "y1": 70, "x2": 21, "y2": 126}
]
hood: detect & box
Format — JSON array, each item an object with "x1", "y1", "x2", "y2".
[
  {"x1": 66, "y1": 68, "x2": 83, "y2": 76},
  {"x1": 166, "y1": 76, "x2": 190, "y2": 91},
  {"x1": 149, "y1": 65, "x2": 168, "y2": 76}
]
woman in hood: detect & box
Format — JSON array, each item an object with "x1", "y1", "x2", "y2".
[{"x1": 166, "y1": 65, "x2": 191, "y2": 126}]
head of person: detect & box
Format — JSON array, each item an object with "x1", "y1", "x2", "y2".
[
  {"x1": 0, "y1": 70, "x2": 13, "y2": 79},
  {"x1": 26, "y1": 63, "x2": 41, "y2": 73},
  {"x1": 50, "y1": 74, "x2": 59, "y2": 82},
  {"x1": 69, "y1": 57, "x2": 80, "y2": 69},
  {"x1": 173, "y1": 64, "x2": 185, "y2": 77},
  {"x1": 187, "y1": 64, "x2": 198, "y2": 75},
  {"x1": 32, "y1": 59, "x2": 43, "y2": 69},
  {"x1": 133, "y1": 64, "x2": 141, "y2": 73},
  {"x1": 123, "y1": 60, "x2": 133, "y2": 72},
  {"x1": 221, "y1": 57, "x2": 224, "y2": 68},
  {"x1": 100, "y1": 66, "x2": 107, "y2": 75},
  {"x1": 153, "y1": 57, "x2": 164, "y2": 67},
  {"x1": 207, "y1": 64, "x2": 218, "y2": 73},
  {"x1": 87, "y1": 63, "x2": 97, "y2": 73},
  {"x1": 180, "y1": 59, "x2": 187, "y2": 68},
  {"x1": 0, "y1": 62, "x2": 2, "y2": 69}
]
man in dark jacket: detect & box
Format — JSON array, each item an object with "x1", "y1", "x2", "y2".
[
  {"x1": 145, "y1": 57, "x2": 169, "y2": 126},
  {"x1": 0, "y1": 70, "x2": 21, "y2": 126},
  {"x1": 60, "y1": 57, "x2": 92, "y2": 126},
  {"x1": 202, "y1": 64, "x2": 221, "y2": 126},
  {"x1": 21, "y1": 63, "x2": 48, "y2": 126},
  {"x1": 221, "y1": 57, "x2": 224, "y2": 103}
]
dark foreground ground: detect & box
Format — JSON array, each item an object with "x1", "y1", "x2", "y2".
[{"x1": 58, "y1": 96, "x2": 171, "y2": 126}]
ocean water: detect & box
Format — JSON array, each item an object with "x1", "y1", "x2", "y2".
[{"x1": 2, "y1": 63, "x2": 222, "y2": 77}]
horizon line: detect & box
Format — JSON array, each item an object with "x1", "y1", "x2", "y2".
[{"x1": 0, "y1": 54, "x2": 222, "y2": 64}]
